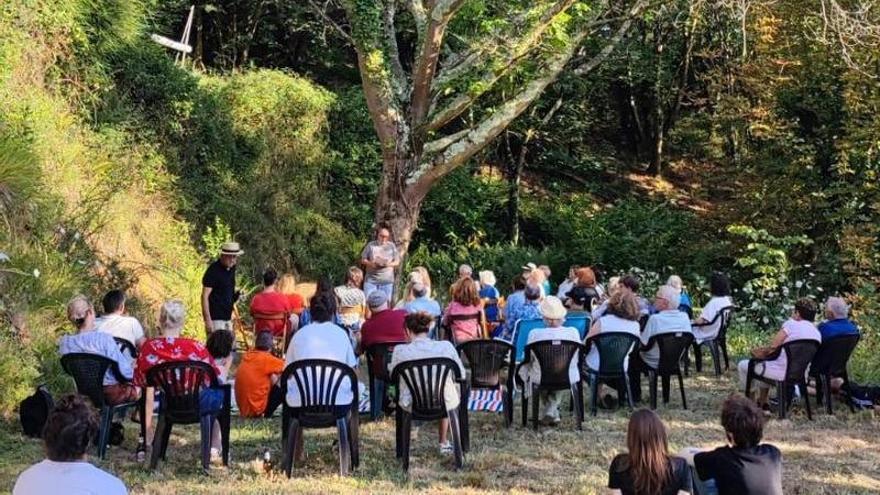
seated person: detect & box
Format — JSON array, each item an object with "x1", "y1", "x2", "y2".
[
  {"x1": 335, "y1": 266, "x2": 367, "y2": 330},
  {"x1": 555, "y1": 265, "x2": 581, "y2": 301},
  {"x1": 585, "y1": 291, "x2": 641, "y2": 408},
  {"x1": 498, "y1": 283, "x2": 543, "y2": 341},
  {"x1": 692, "y1": 273, "x2": 734, "y2": 343},
  {"x1": 628, "y1": 285, "x2": 693, "y2": 402},
  {"x1": 680, "y1": 394, "x2": 782, "y2": 495},
  {"x1": 360, "y1": 291, "x2": 408, "y2": 352},
  {"x1": 517, "y1": 297, "x2": 581, "y2": 425},
  {"x1": 736, "y1": 298, "x2": 821, "y2": 409},
  {"x1": 592, "y1": 275, "x2": 650, "y2": 318},
  {"x1": 667, "y1": 275, "x2": 692, "y2": 315},
  {"x1": 206, "y1": 329, "x2": 235, "y2": 382},
  {"x1": 250, "y1": 267, "x2": 295, "y2": 338},
  {"x1": 478, "y1": 270, "x2": 502, "y2": 325},
  {"x1": 13, "y1": 394, "x2": 128, "y2": 495},
  {"x1": 565, "y1": 286, "x2": 594, "y2": 317},
  {"x1": 442, "y1": 278, "x2": 485, "y2": 343},
  {"x1": 403, "y1": 281, "x2": 442, "y2": 317},
  {"x1": 390, "y1": 312, "x2": 466, "y2": 454},
  {"x1": 608, "y1": 409, "x2": 691, "y2": 495},
  {"x1": 95, "y1": 289, "x2": 145, "y2": 349},
  {"x1": 496, "y1": 276, "x2": 527, "y2": 339},
  {"x1": 285, "y1": 291, "x2": 358, "y2": 418},
  {"x1": 277, "y1": 273, "x2": 305, "y2": 316},
  {"x1": 818, "y1": 296, "x2": 859, "y2": 340},
  {"x1": 235, "y1": 330, "x2": 285, "y2": 418},
  {"x1": 568, "y1": 267, "x2": 601, "y2": 309},
  {"x1": 60, "y1": 295, "x2": 139, "y2": 406},
  {"x1": 135, "y1": 300, "x2": 225, "y2": 460}
]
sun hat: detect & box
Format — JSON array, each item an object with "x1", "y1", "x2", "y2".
[
  {"x1": 220, "y1": 241, "x2": 244, "y2": 256},
  {"x1": 366, "y1": 290, "x2": 388, "y2": 309},
  {"x1": 478, "y1": 270, "x2": 496, "y2": 287},
  {"x1": 540, "y1": 296, "x2": 567, "y2": 320},
  {"x1": 521, "y1": 262, "x2": 537, "y2": 273}
]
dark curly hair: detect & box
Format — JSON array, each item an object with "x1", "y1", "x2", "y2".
[
  {"x1": 721, "y1": 394, "x2": 765, "y2": 448},
  {"x1": 206, "y1": 329, "x2": 235, "y2": 359},
  {"x1": 710, "y1": 272, "x2": 731, "y2": 297},
  {"x1": 404, "y1": 312, "x2": 434, "y2": 335},
  {"x1": 794, "y1": 297, "x2": 817, "y2": 322},
  {"x1": 44, "y1": 394, "x2": 98, "y2": 462}
]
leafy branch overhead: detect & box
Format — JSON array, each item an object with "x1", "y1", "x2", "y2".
[{"x1": 308, "y1": 0, "x2": 650, "y2": 247}]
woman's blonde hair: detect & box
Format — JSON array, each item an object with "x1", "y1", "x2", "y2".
[
  {"x1": 277, "y1": 273, "x2": 297, "y2": 295},
  {"x1": 159, "y1": 299, "x2": 186, "y2": 332},
  {"x1": 607, "y1": 291, "x2": 640, "y2": 321},
  {"x1": 452, "y1": 278, "x2": 481, "y2": 306}
]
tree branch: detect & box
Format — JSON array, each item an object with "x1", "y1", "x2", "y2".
[
  {"x1": 306, "y1": 0, "x2": 354, "y2": 45},
  {"x1": 383, "y1": 0, "x2": 409, "y2": 102},
  {"x1": 573, "y1": 0, "x2": 649, "y2": 75}
]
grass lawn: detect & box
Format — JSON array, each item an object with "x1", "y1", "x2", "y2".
[{"x1": 3, "y1": 353, "x2": 880, "y2": 494}]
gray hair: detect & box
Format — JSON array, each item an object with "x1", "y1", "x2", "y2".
[
  {"x1": 657, "y1": 285, "x2": 681, "y2": 308},
  {"x1": 159, "y1": 299, "x2": 186, "y2": 331},
  {"x1": 826, "y1": 296, "x2": 849, "y2": 319},
  {"x1": 458, "y1": 264, "x2": 473, "y2": 276},
  {"x1": 667, "y1": 275, "x2": 683, "y2": 291}
]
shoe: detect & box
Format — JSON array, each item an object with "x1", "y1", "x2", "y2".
[
  {"x1": 439, "y1": 442, "x2": 454, "y2": 455},
  {"x1": 210, "y1": 448, "x2": 222, "y2": 463}
]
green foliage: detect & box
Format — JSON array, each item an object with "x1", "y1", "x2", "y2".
[{"x1": 0, "y1": 333, "x2": 40, "y2": 416}]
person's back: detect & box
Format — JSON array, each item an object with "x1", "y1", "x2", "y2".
[
  {"x1": 640, "y1": 287, "x2": 693, "y2": 369},
  {"x1": 586, "y1": 314, "x2": 639, "y2": 371},
  {"x1": 250, "y1": 291, "x2": 292, "y2": 336},
  {"x1": 404, "y1": 296, "x2": 441, "y2": 317},
  {"x1": 361, "y1": 308, "x2": 408, "y2": 347},
  {"x1": 60, "y1": 331, "x2": 132, "y2": 385},
  {"x1": 524, "y1": 324, "x2": 581, "y2": 386},
  {"x1": 692, "y1": 395, "x2": 782, "y2": 495},
  {"x1": 14, "y1": 395, "x2": 128, "y2": 495},
  {"x1": 235, "y1": 331, "x2": 285, "y2": 418}
]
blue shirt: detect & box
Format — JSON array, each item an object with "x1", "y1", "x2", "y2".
[
  {"x1": 818, "y1": 319, "x2": 859, "y2": 340},
  {"x1": 59, "y1": 330, "x2": 134, "y2": 385},
  {"x1": 404, "y1": 296, "x2": 442, "y2": 317},
  {"x1": 497, "y1": 300, "x2": 543, "y2": 341},
  {"x1": 504, "y1": 290, "x2": 526, "y2": 322},
  {"x1": 479, "y1": 285, "x2": 501, "y2": 321}
]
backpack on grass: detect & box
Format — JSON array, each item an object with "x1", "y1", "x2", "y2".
[{"x1": 19, "y1": 385, "x2": 54, "y2": 437}]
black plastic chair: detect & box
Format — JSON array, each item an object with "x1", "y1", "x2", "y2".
[
  {"x1": 689, "y1": 306, "x2": 735, "y2": 376},
  {"x1": 745, "y1": 339, "x2": 820, "y2": 420},
  {"x1": 145, "y1": 361, "x2": 231, "y2": 470},
  {"x1": 113, "y1": 337, "x2": 138, "y2": 359},
  {"x1": 515, "y1": 340, "x2": 584, "y2": 430},
  {"x1": 641, "y1": 332, "x2": 694, "y2": 410},
  {"x1": 810, "y1": 334, "x2": 860, "y2": 414},
  {"x1": 391, "y1": 358, "x2": 466, "y2": 472},
  {"x1": 458, "y1": 339, "x2": 515, "y2": 432},
  {"x1": 582, "y1": 332, "x2": 640, "y2": 416},
  {"x1": 60, "y1": 353, "x2": 141, "y2": 459},
  {"x1": 279, "y1": 359, "x2": 359, "y2": 477},
  {"x1": 364, "y1": 342, "x2": 407, "y2": 420}
]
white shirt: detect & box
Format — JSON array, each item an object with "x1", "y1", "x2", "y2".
[
  {"x1": 389, "y1": 335, "x2": 465, "y2": 411},
  {"x1": 518, "y1": 326, "x2": 582, "y2": 392},
  {"x1": 284, "y1": 321, "x2": 358, "y2": 408},
  {"x1": 693, "y1": 296, "x2": 733, "y2": 343},
  {"x1": 95, "y1": 313, "x2": 144, "y2": 347},
  {"x1": 640, "y1": 310, "x2": 693, "y2": 369},
  {"x1": 13, "y1": 460, "x2": 128, "y2": 495},
  {"x1": 556, "y1": 279, "x2": 575, "y2": 300},
  {"x1": 586, "y1": 315, "x2": 640, "y2": 371}
]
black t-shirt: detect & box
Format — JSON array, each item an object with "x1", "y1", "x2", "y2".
[
  {"x1": 608, "y1": 454, "x2": 692, "y2": 495},
  {"x1": 202, "y1": 260, "x2": 236, "y2": 320},
  {"x1": 694, "y1": 444, "x2": 782, "y2": 495}
]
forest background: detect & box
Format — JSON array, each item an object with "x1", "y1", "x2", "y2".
[{"x1": 1, "y1": 0, "x2": 879, "y2": 415}]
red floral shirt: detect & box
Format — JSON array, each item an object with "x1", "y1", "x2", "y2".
[{"x1": 134, "y1": 337, "x2": 221, "y2": 387}]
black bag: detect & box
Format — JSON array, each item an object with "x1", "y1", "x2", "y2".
[{"x1": 19, "y1": 385, "x2": 54, "y2": 438}]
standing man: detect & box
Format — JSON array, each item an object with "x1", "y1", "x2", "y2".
[
  {"x1": 202, "y1": 241, "x2": 243, "y2": 335},
  {"x1": 360, "y1": 226, "x2": 400, "y2": 300}
]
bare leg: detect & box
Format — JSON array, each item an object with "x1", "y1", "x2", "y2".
[
  {"x1": 438, "y1": 418, "x2": 449, "y2": 445},
  {"x1": 758, "y1": 388, "x2": 770, "y2": 406}
]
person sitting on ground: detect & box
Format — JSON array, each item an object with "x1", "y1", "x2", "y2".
[
  {"x1": 628, "y1": 285, "x2": 693, "y2": 403},
  {"x1": 442, "y1": 278, "x2": 485, "y2": 343},
  {"x1": 608, "y1": 409, "x2": 692, "y2": 495},
  {"x1": 667, "y1": 275, "x2": 692, "y2": 315},
  {"x1": 335, "y1": 266, "x2": 367, "y2": 330},
  {"x1": 235, "y1": 330, "x2": 285, "y2": 418},
  {"x1": 737, "y1": 298, "x2": 821, "y2": 409},
  {"x1": 556, "y1": 265, "x2": 581, "y2": 301},
  {"x1": 250, "y1": 267, "x2": 296, "y2": 338},
  {"x1": 585, "y1": 291, "x2": 641, "y2": 408},
  {"x1": 389, "y1": 312, "x2": 466, "y2": 454},
  {"x1": 360, "y1": 291, "x2": 408, "y2": 353},
  {"x1": 276, "y1": 273, "x2": 305, "y2": 317},
  {"x1": 478, "y1": 270, "x2": 502, "y2": 326},
  {"x1": 517, "y1": 297, "x2": 581, "y2": 425},
  {"x1": 498, "y1": 283, "x2": 543, "y2": 341},
  {"x1": 818, "y1": 296, "x2": 859, "y2": 340},
  {"x1": 13, "y1": 394, "x2": 128, "y2": 495},
  {"x1": 135, "y1": 300, "x2": 225, "y2": 460},
  {"x1": 60, "y1": 295, "x2": 140, "y2": 406},
  {"x1": 95, "y1": 289, "x2": 145, "y2": 350},
  {"x1": 285, "y1": 290, "x2": 358, "y2": 418},
  {"x1": 404, "y1": 281, "x2": 442, "y2": 317},
  {"x1": 206, "y1": 329, "x2": 235, "y2": 382},
  {"x1": 691, "y1": 273, "x2": 734, "y2": 343},
  {"x1": 679, "y1": 394, "x2": 782, "y2": 495}
]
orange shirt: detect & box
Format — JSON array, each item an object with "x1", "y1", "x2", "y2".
[{"x1": 234, "y1": 350, "x2": 285, "y2": 417}]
